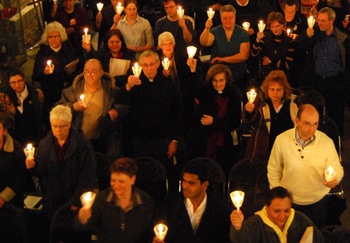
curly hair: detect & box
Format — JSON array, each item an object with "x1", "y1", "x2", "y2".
[{"x1": 41, "y1": 21, "x2": 68, "y2": 45}]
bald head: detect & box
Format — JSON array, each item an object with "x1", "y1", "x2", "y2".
[
  {"x1": 296, "y1": 104, "x2": 319, "y2": 141},
  {"x1": 297, "y1": 104, "x2": 319, "y2": 120},
  {"x1": 83, "y1": 58, "x2": 104, "y2": 85}
]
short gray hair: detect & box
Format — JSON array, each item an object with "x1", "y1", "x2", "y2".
[
  {"x1": 318, "y1": 7, "x2": 336, "y2": 21},
  {"x1": 138, "y1": 50, "x2": 160, "y2": 64},
  {"x1": 158, "y1": 31, "x2": 176, "y2": 48},
  {"x1": 50, "y1": 105, "x2": 72, "y2": 123},
  {"x1": 220, "y1": 4, "x2": 236, "y2": 16},
  {"x1": 41, "y1": 21, "x2": 68, "y2": 45}
]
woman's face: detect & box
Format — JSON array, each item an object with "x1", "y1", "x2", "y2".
[
  {"x1": 124, "y1": 3, "x2": 137, "y2": 19},
  {"x1": 267, "y1": 81, "x2": 284, "y2": 103},
  {"x1": 160, "y1": 38, "x2": 175, "y2": 58},
  {"x1": 108, "y1": 34, "x2": 122, "y2": 54},
  {"x1": 211, "y1": 72, "x2": 227, "y2": 93},
  {"x1": 269, "y1": 20, "x2": 284, "y2": 36},
  {"x1": 110, "y1": 172, "x2": 135, "y2": 198},
  {"x1": 50, "y1": 119, "x2": 71, "y2": 142},
  {"x1": 47, "y1": 31, "x2": 62, "y2": 49}
]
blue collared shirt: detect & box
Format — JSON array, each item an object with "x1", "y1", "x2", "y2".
[{"x1": 295, "y1": 127, "x2": 315, "y2": 148}]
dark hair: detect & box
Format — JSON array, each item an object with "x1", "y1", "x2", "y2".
[
  {"x1": 103, "y1": 29, "x2": 128, "y2": 53},
  {"x1": 8, "y1": 68, "x2": 25, "y2": 80},
  {"x1": 0, "y1": 112, "x2": 10, "y2": 130},
  {"x1": 182, "y1": 159, "x2": 210, "y2": 184},
  {"x1": 110, "y1": 157, "x2": 138, "y2": 177},
  {"x1": 163, "y1": 0, "x2": 181, "y2": 6},
  {"x1": 124, "y1": 0, "x2": 139, "y2": 9},
  {"x1": 267, "y1": 11, "x2": 286, "y2": 27},
  {"x1": 281, "y1": 0, "x2": 300, "y2": 11},
  {"x1": 206, "y1": 64, "x2": 233, "y2": 85},
  {"x1": 265, "y1": 187, "x2": 292, "y2": 206}
]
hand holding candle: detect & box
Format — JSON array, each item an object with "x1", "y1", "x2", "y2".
[
  {"x1": 46, "y1": 59, "x2": 54, "y2": 74},
  {"x1": 24, "y1": 143, "x2": 35, "y2": 158},
  {"x1": 80, "y1": 94, "x2": 86, "y2": 107},
  {"x1": 177, "y1": 6, "x2": 184, "y2": 18},
  {"x1": 258, "y1": 20, "x2": 265, "y2": 33},
  {"x1": 162, "y1": 58, "x2": 170, "y2": 70},
  {"x1": 242, "y1": 22, "x2": 250, "y2": 31},
  {"x1": 83, "y1": 28, "x2": 91, "y2": 44},
  {"x1": 80, "y1": 191, "x2": 96, "y2": 209},
  {"x1": 187, "y1": 46, "x2": 197, "y2": 59},
  {"x1": 116, "y1": 2, "x2": 124, "y2": 15},
  {"x1": 307, "y1": 16, "x2": 315, "y2": 28},
  {"x1": 207, "y1": 8, "x2": 215, "y2": 20},
  {"x1": 246, "y1": 89, "x2": 257, "y2": 103},
  {"x1": 325, "y1": 165, "x2": 336, "y2": 182},
  {"x1": 97, "y1": 2, "x2": 104, "y2": 12},
  {"x1": 132, "y1": 62, "x2": 142, "y2": 77},
  {"x1": 230, "y1": 190, "x2": 245, "y2": 212},
  {"x1": 287, "y1": 28, "x2": 291, "y2": 36},
  {"x1": 154, "y1": 223, "x2": 168, "y2": 241}
]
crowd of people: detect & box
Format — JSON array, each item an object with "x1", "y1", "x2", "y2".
[{"x1": 0, "y1": 0, "x2": 349, "y2": 242}]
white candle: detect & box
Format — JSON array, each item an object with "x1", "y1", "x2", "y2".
[
  {"x1": 187, "y1": 46, "x2": 197, "y2": 58},
  {"x1": 80, "y1": 191, "x2": 96, "y2": 209},
  {"x1": 162, "y1": 57, "x2": 170, "y2": 70},
  {"x1": 246, "y1": 89, "x2": 257, "y2": 103},
  {"x1": 258, "y1": 20, "x2": 265, "y2": 32},
  {"x1": 307, "y1": 16, "x2": 315, "y2": 28},
  {"x1": 84, "y1": 28, "x2": 88, "y2": 40},
  {"x1": 132, "y1": 62, "x2": 142, "y2": 77},
  {"x1": 46, "y1": 60, "x2": 54, "y2": 73},
  {"x1": 177, "y1": 6, "x2": 184, "y2": 18},
  {"x1": 154, "y1": 223, "x2": 168, "y2": 241},
  {"x1": 97, "y1": 2, "x2": 104, "y2": 12},
  {"x1": 116, "y1": 2, "x2": 124, "y2": 15},
  {"x1": 325, "y1": 165, "x2": 336, "y2": 182},
  {"x1": 230, "y1": 190, "x2": 245, "y2": 212},
  {"x1": 24, "y1": 143, "x2": 35, "y2": 158},
  {"x1": 80, "y1": 94, "x2": 86, "y2": 107},
  {"x1": 287, "y1": 28, "x2": 291, "y2": 36},
  {"x1": 47, "y1": 60, "x2": 52, "y2": 67},
  {"x1": 207, "y1": 8, "x2": 215, "y2": 20},
  {"x1": 242, "y1": 22, "x2": 250, "y2": 31}
]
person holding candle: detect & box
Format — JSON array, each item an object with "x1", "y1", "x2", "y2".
[
  {"x1": 25, "y1": 105, "x2": 96, "y2": 242},
  {"x1": 58, "y1": 58, "x2": 127, "y2": 162},
  {"x1": 230, "y1": 186, "x2": 324, "y2": 243},
  {"x1": 267, "y1": 104, "x2": 344, "y2": 228},
  {"x1": 82, "y1": 29, "x2": 136, "y2": 86},
  {"x1": 32, "y1": 21, "x2": 79, "y2": 115},
  {"x1": 199, "y1": 4, "x2": 250, "y2": 91},
  {"x1": 74, "y1": 157, "x2": 156, "y2": 242},
  {"x1": 7, "y1": 68, "x2": 46, "y2": 146},
  {"x1": 115, "y1": 0, "x2": 154, "y2": 53},
  {"x1": 243, "y1": 70, "x2": 297, "y2": 163},
  {"x1": 154, "y1": 0, "x2": 195, "y2": 59},
  {"x1": 152, "y1": 158, "x2": 230, "y2": 243}
]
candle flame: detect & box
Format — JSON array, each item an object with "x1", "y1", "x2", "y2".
[
  {"x1": 47, "y1": 60, "x2": 52, "y2": 66},
  {"x1": 26, "y1": 143, "x2": 33, "y2": 149},
  {"x1": 80, "y1": 94, "x2": 85, "y2": 101}
]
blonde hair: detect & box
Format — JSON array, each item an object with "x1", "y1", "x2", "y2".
[
  {"x1": 158, "y1": 31, "x2": 176, "y2": 48},
  {"x1": 261, "y1": 70, "x2": 292, "y2": 101}
]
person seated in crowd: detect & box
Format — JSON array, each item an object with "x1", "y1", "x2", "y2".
[
  {"x1": 251, "y1": 12, "x2": 296, "y2": 86},
  {"x1": 25, "y1": 105, "x2": 96, "y2": 242},
  {"x1": 116, "y1": 0, "x2": 154, "y2": 53},
  {"x1": 186, "y1": 62, "x2": 242, "y2": 175},
  {"x1": 154, "y1": 0, "x2": 195, "y2": 59},
  {"x1": 230, "y1": 186, "x2": 324, "y2": 243},
  {"x1": 243, "y1": 70, "x2": 297, "y2": 163},
  {"x1": 116, "y1": 50, "x2": 182, "y2": 193},
  {"x1": 0, "y1": 112, "x2": 33, "y2": 241},
  {"x1": 58, "y1": 58, "x2": 127, "y2": 162},
  {"x1": 268, "y1": 104, "x2": 344, "y2": 228},
  {"x1": 152, "y1": 158, "x2": 230, "y2": 243},
  {"x1": 75, "y1": 157, "x2": 156, "y2": 243},
  {"x1": 96, "y1": 0, "x2": 125, "y2": 47},
  {"x1": 32, "y1": 21, "x2": 78, "y2": 113},
  {"x1": 82, "y1": 29, "x2": 136, "y2": 87},
  {"x1": 7, "y1": 68, "x2": 45, "y2": 146},
  {"x1": 199, "y1": 4, "x2": 250, "y2": 91},
  {"x1": 50, "y1": 0, "x2": 90, "y2": 56}
]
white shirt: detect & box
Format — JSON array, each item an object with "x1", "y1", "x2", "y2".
[
  {"x1": 185, "y1": 193, "x2": 207, "y2": 233},
  {"x1": 17, "y1": 85, "x2": 29, "y2": 114}
]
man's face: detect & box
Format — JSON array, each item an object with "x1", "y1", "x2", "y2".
[
  {"x1": 270, "y1": 21, "x2": 284, "y2": 36},
  {"x1": 221, "y1": 11, "x2": 236, "y2": 29},
  {"x1": 9, "y1": 74, "x2": 26, "y2": 94},
  {"x1": 63, "y1": 0, "x2": 75, "y2": 12},
  {"x1": 50, "y1": 119, "x2": 71, "y2": 141},
  {"x1": 317, "y1": 12, "x2": 334, "y2": 33},
  {"x1": 296, "y1": 110, "x2": 319, "y2": 141},
  {"x1": 83, "y1": 60, "x2": 104, "y2": 86},
  {"x1": 283, "y1": 4, "x2": 297, "y2": 22},
  {"x1": 182, "y1": 172, "x2": 208, "y2": 201},
  {"x1": 124, "y1": 3, "x2": 137, "y2": 19},
  {"x1": 139, "y1": 54, "x2": 160, "y2": 80},
  {"x1": 266, "y1": 197, "x2": 292, "y2": 230},
  {"x1": 163, "y1": 0, "x2": 178, "y2": 18},
  {"x1": 110, "y1": 172, "x2": 135, "y2": 198}
]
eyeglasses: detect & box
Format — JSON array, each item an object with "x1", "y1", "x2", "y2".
[
  {"x1": 84, "y1": 70, "x2": 101, "y2": 77},
  {"x1": 48, "y1": 35, "x2": 61, "y2": 39},
  {"x1": 300, "y1": 121, "x2": 319, "y2": 128},
  {"x1": 51, "y1": 124, "x2": 69, "y2": 129},
  {"x1": 162, "y1": 42, "x2": 174, "y2": 47},
  {"x1": 9, "y1": 79, "x2": 25, "y2": 85}
]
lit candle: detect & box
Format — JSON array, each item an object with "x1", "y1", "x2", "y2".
[
  {"x1": 116, "y1": 2, "x2": 124, "y2": 15},
  {"x1": 162, "y1": 57, "x2": 170, "y2": 70},
  {"x1": 84, "y1": 28, "x2": 88, "y2": 40},
  {"x1": 242, "y1": 21, "x2": 250, "y2": 31},
  {"x1": 53, "y1": 0, "x2": 57, "y2": 4},
  {"x1": 246, "y1": 89, "x2": 257, "y2": 103},
  {"x1": 80, "y1": 94, "x2": 86, "y2": 107},
  {"x1": 230, "y1": 190, "x2": 245, "y2": 212},
  {"x1": 97, "y1": 2, "x2": 104, "y2": 12},
  {"x1": 80, "y1": 191, "x2": 96, "y2": 209},
  {"x1": 24, "y1": 143, "x2": 35, "y2": 158},
  {"x1": 177, "y1": 6, "x2": 184, "y2": 18},
  {"x1": 287, "y1": 28, "x2": 291, "y2": 36},
  {"x1": 154, "y1": 223, "x2": 168, "y2": 241},
  {"x1": 187, "y1": 46, "x2": 197, "y2": 58},
  {"x1": 258, "y1": 20, "x2": 265, "y2": 32},
  {"x1": 307, "y1": 16, "x2": 315, "y2": 28},
  {"x1": 207, "y1": 8, "x2": 215, "y2": 20},
  {"x1": 46, "y1": 59, "x2": 54, "y2": 73},
  {"x1": 132, "y1": 62, "x2": 142, "y2": 77},
  {"x1": 325, "y1": 165, "x2": 336, "y2": 182},
  {"x1": 47, "y1": 59, "x2": 52, "y2": 67}
]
